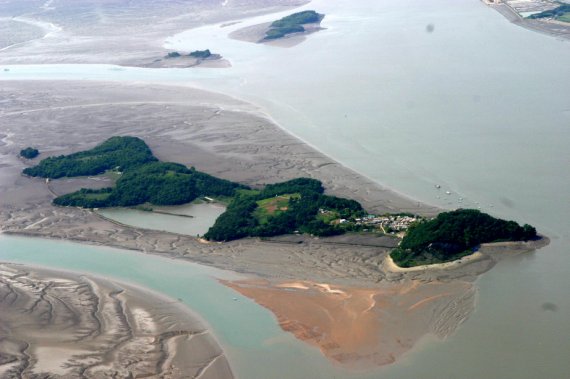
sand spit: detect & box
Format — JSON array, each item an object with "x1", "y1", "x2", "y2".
[
  {"x1": 0, "y1": 263, "x2": 234, "y2": 379},
  {"x1": 224, "y1": 278, "x2": 476, "y2": 368}
]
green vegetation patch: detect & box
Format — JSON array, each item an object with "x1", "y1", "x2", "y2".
[
  {"x1": 53, "y1": 161, "x2": 243, "y2": 208},
  {"x1": 189, "y1": 49, "x2": 212, "y2": 58},
  {"x1": 166, "y1": 50, "x2": 214, "y2": 59},
  {"x1": 253, "y1": 193, "x2": 301, "y2": 224},
  {"x1": 265, "y1": 10, "x2": 323, "y2": 40},
  {"x1": 20, "y1": 147, "x2": 39, "y2": 159},
  {"x1": 24, "y1": 136, "x2": 244, "y2": 209},
  {"x1": 391, "y1": 209, "x2": 537, "y2": 267},
  {"x1": 316, "y1": 209, "x2": 341, "y2": 224},
  {"x1": 271, "y1": 10, "x2": 322, "y2": 28},
  {"x1": 23, "y1": 136, "x2": 156, "y2": 179},
  {"x1": 204, "y1": 178, "x2": 365, "y2": 241},
  {"x1": 528, "y1": 4, "x2": 570, "y2": 21}
]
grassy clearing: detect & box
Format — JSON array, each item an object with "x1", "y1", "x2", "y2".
[
  {"x1": 558, "y1": 13, "x2": 570, "y2": 22},
  {"x1": 316, "y1": 209, "x2": 340, "y2": 224},
  {"x1": 253, "y1": 193, "x2": 300, "y2": 224}
]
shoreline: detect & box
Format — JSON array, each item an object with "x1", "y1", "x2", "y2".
[
  {"x1": 0, "y1": 261, "x2": 234, "y2": 378},
  {"x1": 483, "y1": 1, "x2": 570, "y2": 40}
]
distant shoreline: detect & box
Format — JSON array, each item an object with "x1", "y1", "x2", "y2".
[{"x1": 483, "y1": 1, "x2": 570, "y2": 40}]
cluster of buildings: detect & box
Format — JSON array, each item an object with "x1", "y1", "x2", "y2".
[{"x1": 336, "y1": 213, "x2": 419, "y2": 233}]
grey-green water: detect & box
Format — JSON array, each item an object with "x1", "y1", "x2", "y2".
[
  {"x1": 1, "y1": 0, "x2": 569, "y2": 377},
  {"x1": 97, "y1": 202, "x2": 225, "y2": 236}
]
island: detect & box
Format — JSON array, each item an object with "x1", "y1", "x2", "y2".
[
  {"x1": 264, "y1": 10, "x2": 324, "y2": 40},
  {"x1": 19, "y1": 146, "x2": 39, "y2": 159},
  {"x1": 390, "y1": 209, "x2": 537, "y2": 267},
  {"x1": 229, "y1": 10, "x2": 325, "y2": 46},
  {"x1": 24, "y1": 136, "x2": 244, "y2": 208},
  {"x1": 24, "y1": 136, "x2": 539, "y2": 257},
  {"x1": 23, "y1": 136, "x2": 365, "y2": 239},
  {"x1": 167, "y1": 49, "x2": 218, "y2": 60},
  {"x1": 124, "y1": 49, "x2": 230, "y2": 69}
]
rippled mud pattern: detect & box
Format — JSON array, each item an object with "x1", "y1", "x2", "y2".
[{"x1": 0, "y1": 263, "x2": 234, "y2": 378}]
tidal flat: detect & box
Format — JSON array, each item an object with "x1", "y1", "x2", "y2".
[
  {"x1": 0, "y1": 80, "x2": 547, "y2": 372},
  {"x1": 0, "y1": 262, "x2": 234, "y2": 378}
]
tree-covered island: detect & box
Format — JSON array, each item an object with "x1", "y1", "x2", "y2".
[
  {"x1": 20, "y1": 147, "x2": 39, "y2": 159},
  {"x1": 23, "y1": 137, "x2": 243, "y2": 208},
  {"x1": 166, "y1": 49, "x2": 217, "y2": 59},
  {"x1": 391, "y1": 209, "x2": 537, "y2": 267},
  {"x1": 527, "y1": 4, "x2": 570, "y2": 23},
  {"x1": 264, "y1": 10, "x2": 324, "y2": 40},
  {"x1": 23, "y1": 136, "x2": 538, "y2": 266}
]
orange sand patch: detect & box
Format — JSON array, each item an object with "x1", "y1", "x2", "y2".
[{"x1": 223, "y1": 279, "x2": 475, "y2": 368}]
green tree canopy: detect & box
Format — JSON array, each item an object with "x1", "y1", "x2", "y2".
[{"x1": 391, "y1": 209, "x2": 537, "y2": 267}]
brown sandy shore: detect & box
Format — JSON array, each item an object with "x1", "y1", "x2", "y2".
[
  {"x1": 0, "y1": 262, "x2": 233, "y2": 378},
  {"x1": 0, "y1": 80, "x2": 549, "y2": 369},
  {"x1": 223, "y1": 237, "x2": 548, "y2": 367}
]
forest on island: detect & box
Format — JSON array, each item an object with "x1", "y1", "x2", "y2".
[
  {"x1": 391, "y1": 209, "x2": 537, "y2": 267},
  {"x1": 265, "y1": 10, "x2": 323, "y2": 40},
  {"x1": 24, "y1": 137, "x2": 538, "y2": 253}
]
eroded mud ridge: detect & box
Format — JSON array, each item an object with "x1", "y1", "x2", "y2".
[{"x1": 0, "y1": 263, "x2": 233, "y2": 379}]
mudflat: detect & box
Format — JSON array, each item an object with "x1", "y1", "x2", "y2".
[
  {"x1": 0, "y1": 262, "x2": 234, "y2": 378},
  {"x1": 0, "y1": 80, "x2": 548, "y2": 369}
]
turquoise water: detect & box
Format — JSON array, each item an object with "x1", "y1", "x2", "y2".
[
  {"x1": 1, "y1": 0, "x2": 570, "y2": 377},
  {"x1": 0, "y1": 234, "x2": 415, "y2": 379}
]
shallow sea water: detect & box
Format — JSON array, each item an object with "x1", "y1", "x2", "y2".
[{"x1": 97, "y1": 202, "x2": 225, "y2": 236}]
